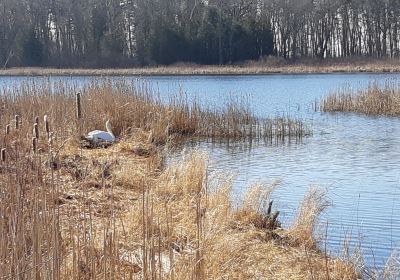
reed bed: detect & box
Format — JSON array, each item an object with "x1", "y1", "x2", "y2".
[
  {"x1": 321, "y1": 81, "x2": 400, "y2": 116},
  {"x1": 0, "y1": 80, "x2": 361, "y2": 279},
  {"x1": 0, "y1": 80, "x2": 310, "y2": 145}
]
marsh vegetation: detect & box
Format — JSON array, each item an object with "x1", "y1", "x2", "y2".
[
  {"x1": 322, "y1": 80, "x2": 400, "y2": 116},
  {"x1": 0, "y1": 80, "x2": 362, "y2": 279}
]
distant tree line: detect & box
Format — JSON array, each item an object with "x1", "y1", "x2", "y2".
[{"x1": 0, "y1": 0, "x2": 399, "y2": 68}]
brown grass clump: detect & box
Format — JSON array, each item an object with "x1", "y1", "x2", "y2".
[
  {"x1": 321, "y1": 81, "x2": 400, "y2": 116},
  {"x1": 288, "y1": 187, "x2": 330, "y2": 248},
  {"x1": 0, "y1": 80, "x2": 359, "y2": 279}
]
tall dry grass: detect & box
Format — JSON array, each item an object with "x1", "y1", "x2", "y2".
[
  {"x1": 121, "y1": 153, "x2": 359, "y2": 279},
  {"x1": 0, "y1": 80, "x2": 361, "y2": 279},
  {"x1": 0, "y1": 80, "x2": 310, "y2": 146},
  {"x1": 321, "y1": 81, "x2": 400, "y2": 116}
]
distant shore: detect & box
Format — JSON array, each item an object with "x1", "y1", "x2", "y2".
[{"x1": 1, "y1": 60, "x2": 400, "y2": 76}]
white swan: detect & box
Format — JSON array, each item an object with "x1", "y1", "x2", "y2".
[{"x1": 85, "y1": 120, "x2": 116, "y2": 144}]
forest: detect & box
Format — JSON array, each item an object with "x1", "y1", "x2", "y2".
[{"x1": 0, "y1": 0, "x2": 399, "y2": 68}]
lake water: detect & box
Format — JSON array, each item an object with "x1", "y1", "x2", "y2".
[{"x1": 1, "y1": 73, "x2": 400, "y2": 269}]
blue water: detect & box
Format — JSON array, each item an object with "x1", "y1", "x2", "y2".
[{"x1": 1, "y1": 73, "x2": 400, "y2": 269}]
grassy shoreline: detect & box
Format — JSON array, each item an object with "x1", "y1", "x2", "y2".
[
  {"x1": 0, "y1": 81, "x2": 359, "y2": 279},
  {"x1": 1, "y1": 59, "x2": 400, "y2": 76}
]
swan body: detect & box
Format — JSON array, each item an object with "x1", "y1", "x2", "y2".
[{"x1": 85, "y1": 120, "x2": 116, "y2": 144}]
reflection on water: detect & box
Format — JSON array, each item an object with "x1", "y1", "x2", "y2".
[
  {"x1": 1, "y1": 73, "x2": 400, "y2": 268},
  {"x1": 179, "y1": 115, "x2": 400, "y2": 268}
]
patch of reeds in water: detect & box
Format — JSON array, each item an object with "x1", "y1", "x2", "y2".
[
  {"x1": 321, "y1": 80, "x2": 400, "y2": 116},
  {"x1": 192, "y1": 96, "x2": 311, "y2": 143}
]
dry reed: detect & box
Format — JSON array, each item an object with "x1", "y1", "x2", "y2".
[
  {"x1": 44, "y1": 115, "x2": 50, "y2": 139},
  {"x1": 321, "y1": 81, "x2": 400, "y2": 116}
]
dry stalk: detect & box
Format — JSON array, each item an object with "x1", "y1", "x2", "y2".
[{"x1": 1, "y1": 148, "x2": 5, "y2": 162}]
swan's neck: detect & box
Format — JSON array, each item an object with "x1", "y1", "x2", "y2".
[
  {"x1": 106, "y1": 123, "x2": 115, "y2": 138},
  {"x1": 107, "y1": 128, "x2": 115, "y2": 138}
]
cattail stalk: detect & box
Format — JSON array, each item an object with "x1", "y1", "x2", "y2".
[
  {"x1": 1, "y1": 148, "x2": 5, "y2": 162},
  {"x1": 34, "y1": 123, "x2": 39, "y2": 139},
  {"x1": 32, "y1": 137, "x2": 37, "y2": 153},
  {"x1": 15, "y1": 115, "x2": 20, "y2": 129},
  {"x1": 76, "y1": 92, "x2": 82, "y2": 120}
]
